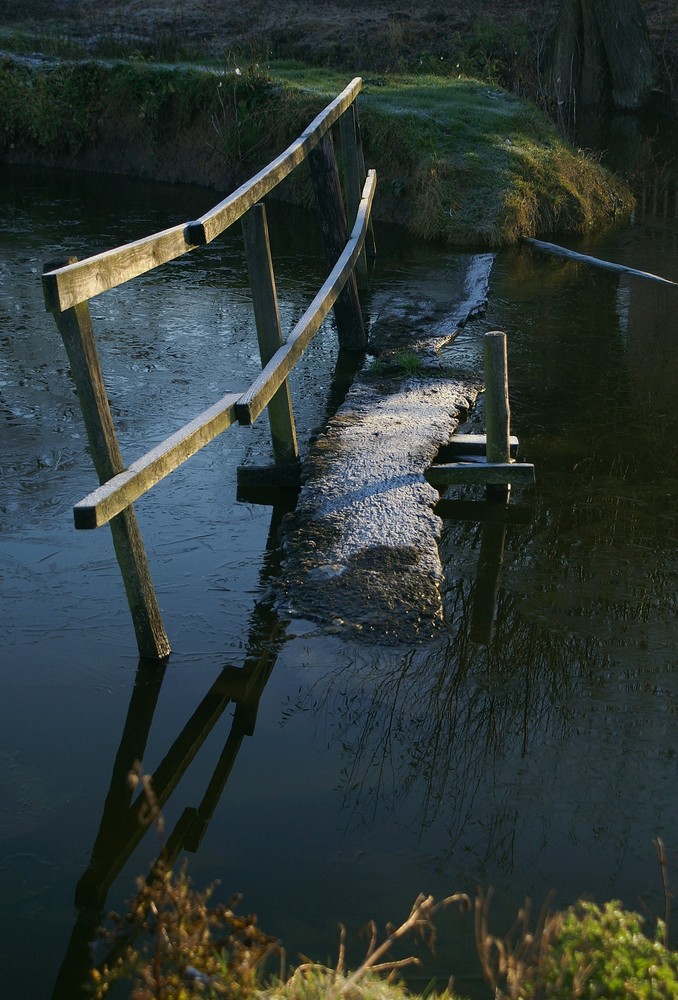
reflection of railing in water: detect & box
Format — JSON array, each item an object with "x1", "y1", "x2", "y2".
[
  {"x1": 48, "y1": 479, "x2": 532, "y2": 997},
  {"x1": 41, "y1": 78, "x2": 376, "y2": 661},
  {"x1": 51, "y1": 497, "x2": 293, "y2": 999}
]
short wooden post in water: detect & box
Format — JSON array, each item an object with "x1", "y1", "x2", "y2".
[
  {"x1": 484, "y1": 330, "x2": 511, "y2": 501},
  {"x1": 339, "y1": 105, "x2": 369, "y2": 289},
  {"x1": 43, "y1": 260, "x2": 171, "y2": 661},
  {"x1": 241, "y1": 204, "x2": 299, "y2": 465},
  {"x1": 308, "y1": 129, "x2": 367, "y2": 352}
]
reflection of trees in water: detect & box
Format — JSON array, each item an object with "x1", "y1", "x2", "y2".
[
  {"x1": 488, "y1": 477, "x2": 678, "y2": 653},
  {"x1": 283, "y1": 563, "x2": 610, "y2": 868}
]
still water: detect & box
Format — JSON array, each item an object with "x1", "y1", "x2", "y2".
[{"x1": 1, "y1": 161, "x2": 678, "y2": 998}]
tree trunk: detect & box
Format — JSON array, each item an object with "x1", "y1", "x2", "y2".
[{"x1": 548, "y1": 0, "x2": 659, "y2": 112}]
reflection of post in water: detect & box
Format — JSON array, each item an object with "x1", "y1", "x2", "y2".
[
  {"x1": 52, "y1": 500, "x2": 293, "y2": 999},
  {"x1": 436, "y1": 497, "x2": 532, "y2": 645},
  {"x1": 470, "y1": 505, "x2": 508, "y2": 644}
]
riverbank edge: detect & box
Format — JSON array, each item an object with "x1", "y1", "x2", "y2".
[{"x1": 0, "y1": 55, "x2": 634, "y2": 246}]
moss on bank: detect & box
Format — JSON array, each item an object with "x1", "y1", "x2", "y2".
[{"x1": 0, "y1": 56, "x2": 633, "y2": 245}]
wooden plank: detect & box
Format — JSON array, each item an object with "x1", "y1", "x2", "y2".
[
  {"x1": 241, "y1": 203, "x2": 299, "y2": 464},
  {"x1": 236, "y1": 168, "x2": 377, "y2": 426},
  {"x1": 43, "y1": 263, "x2": 170, "y2": 659},
  {"x1": 308, "y1": 129, "x2": 366, "y2": 350},
  {"x1": 425, "y1": 462, "x2": 535, "y2": 487},
  {"x1": 42, "y1": 223, "x2": 194, "y2": 313},
  {"x1": 438, "y1": 433, "x2": 519, "y2": 460},
  {"x1": 524, "y1": 237, "x2": 678, "y2": 288},
  {"x1": 74, "y1": 392, "x2": 242, "y2": 529},
  {"x1": 186, "y1": 77, "x2": 363, "y2": 247}
]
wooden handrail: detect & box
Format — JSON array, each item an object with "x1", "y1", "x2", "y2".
[
  {"x1": 42, "y1": 77, "x2": 362, "y2": 313},
  {"x1": 71, "y1": 168, "x2": 376, "y2": 528},
  {"x1": 186, "y1": 77, "x2": 363, "y2": 246},
  {"x1": 236, "y1": 168, "x2": 377, "y2": 426},
  {"x1": 42, "y1": 77, "x2": 373, "y2": 656}
]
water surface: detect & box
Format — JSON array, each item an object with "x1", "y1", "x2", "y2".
[{"x1": 1, "y1": 161, "x2": 678, "y2": 998}]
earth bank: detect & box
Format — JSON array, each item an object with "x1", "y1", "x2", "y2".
[{"x1": 0, "y1": 56, "x2": 633, "y2": 246}]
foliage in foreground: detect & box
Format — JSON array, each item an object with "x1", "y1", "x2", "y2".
[
  {"x1": 91, "y1": 867, "x2": 277, "y2": 1000},
  {"x1": 91, "y1": 869, "x2": 678, "y2": 1000},
  {"x1": 478, "y1": 891, "x2": 678, "y2": 999}
]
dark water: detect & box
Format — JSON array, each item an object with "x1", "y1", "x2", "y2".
[{"x1": 1, "y1": 160, "x2": 678, "y2": 998}]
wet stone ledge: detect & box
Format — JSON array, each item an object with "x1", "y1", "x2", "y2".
[{"x1": 276, "y1": 256, "x2": 493, "y2": 645}]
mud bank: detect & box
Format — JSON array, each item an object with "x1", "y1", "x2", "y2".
[{"x1": 277, "y1": 255, "x2": 493, "y2": 643}]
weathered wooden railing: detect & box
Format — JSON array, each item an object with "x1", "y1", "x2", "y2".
[{"x1": 42, "y1": 77, "x2": 376, "y2": 662}]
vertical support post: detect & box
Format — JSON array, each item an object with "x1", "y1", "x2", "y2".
[
  {"x1": 339, "y1": 104, "x2": 369, "y2": 290},
  {"x1": 484, "y1": 330, "x2": 511, "y2": 501},
  {"x1": 354, "y1": 107, "x2": 377, "y2": 261},
  {"x1": 43, "y1": 261, "x2": 171, "y2": 661},
  {"x1": 241, "y1": 204, "x2": 299, "y2": 465},
  {"x1": 308, "y1": 129, "x2": 367, "y2": 352}
]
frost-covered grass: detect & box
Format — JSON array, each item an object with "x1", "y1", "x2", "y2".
[{"x1": 0, "y1": 54, "x2": 633, "y2": 246}]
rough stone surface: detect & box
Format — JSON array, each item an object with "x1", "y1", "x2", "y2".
[{"x1": 276, "y1": 254, "x2": 493, "y2": 644}]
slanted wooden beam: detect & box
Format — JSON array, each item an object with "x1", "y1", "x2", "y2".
[
  {"x1": 43, "y1": 260, "x2": 170, "y2": 660},
  {"x1": 41, "y1": 79, "x2": 363, "y2": 313},
  {"x1": 186, "y1": 77, "x2": 363, "y2": 246}
]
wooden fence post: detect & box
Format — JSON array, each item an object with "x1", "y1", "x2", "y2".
[
  {"x1": 354, "y1": 108, "x2": 377, "y2": 261},
  {"x1": 241, "y1": 204, "x2": 299, "y2": 465},
  {"x1": 308, "y1": 130, "x2": 367, "y2": 352},
  {"x1": 484, "y1": 331, "x2": 511, "y2": 501},
  {"x1": 339, "y1": 104, "x2": 369, "y2": 289},
  {"x1": 43, "y1": 260, "x2": 171, "y2": 661}
]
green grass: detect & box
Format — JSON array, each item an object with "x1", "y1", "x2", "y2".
[
  {"x1": 0, "y1": 53, "x2": 634, "y2": 246},
  {"x1": 272, "y1": 69, "x2": 633, "y2": 245}
]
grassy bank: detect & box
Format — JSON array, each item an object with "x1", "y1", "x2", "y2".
[{"x1": 0, "y1": 55, "x2": 633, "y2": 245}]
